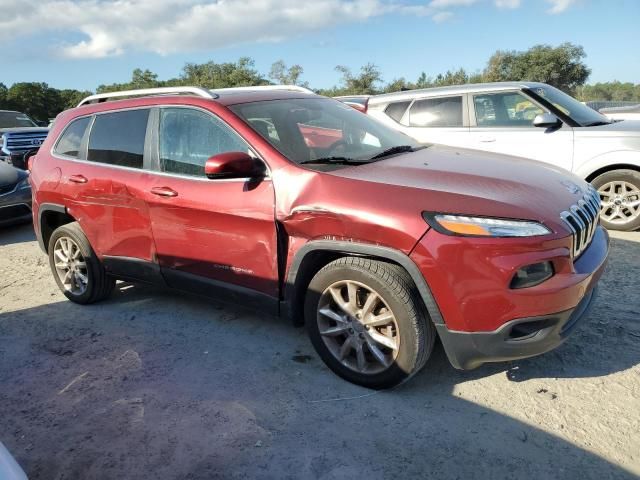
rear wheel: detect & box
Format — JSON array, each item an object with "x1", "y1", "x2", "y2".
[
  {"x1": 305, "y1": 257, "x2": 435, "y2": 389},
  {"x1": 48, "y1": 222, "x2": 115, "y2": 304},
  {"x1": 592, "y1": 169, "x2": 640, "y2": 231}
]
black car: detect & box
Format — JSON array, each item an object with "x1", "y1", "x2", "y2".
[{"x1": 0, "y1": 161, "x2": 32, "y2": 227}]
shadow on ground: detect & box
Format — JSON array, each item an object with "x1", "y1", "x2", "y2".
[{"x1": 0, "y1": 233, "x2": 638, "y2": 479}]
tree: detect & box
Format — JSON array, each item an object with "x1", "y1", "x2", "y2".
[
  {"x1": 484, "y1": 42, "x2": 590, "y2": 94},
  {"x1": 334, "y1": 63, "x2": 383, "y2": 95},
  {"x1": 180, "y1": 57, "x2": 268, "y2": 89},
  {"x1": 269, "y1": 60, "x2": 307, "y2": 86}
]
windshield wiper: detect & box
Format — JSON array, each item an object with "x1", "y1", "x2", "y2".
[
  {"x1": 299, "y1": 156, "x2": 366, "y2": 165},
  {"x1": 368, "y1": 145, "x2": 424, "y2": 161},
  {"x1": 583, "y1": 120, "x2": 612, "y2": 127}
]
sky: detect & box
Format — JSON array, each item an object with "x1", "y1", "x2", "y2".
[{"x1": 1, "y1": 0, "x2": 639, "y2": 92}]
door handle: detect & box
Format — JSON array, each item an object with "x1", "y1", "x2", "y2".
[
  {"x1": 479, "y1": 136, "x2": 496, "y2": 143},
  {"x1": 150, "y1": 186, "x2": 178, "y2": 198},
  {"x1": 69, "y1": 174, "x2": 88, "y2": 184}
]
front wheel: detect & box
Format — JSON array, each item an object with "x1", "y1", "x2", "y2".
[
  {"x1": 592, "y1": 169, "x2": 640, "y2": 231},
  {"x1": 48, "y1": 222, "x2": 115, "y2": 304},
  {"x1": 305, "y1": 257, "x2": 435, "y2": 389}
]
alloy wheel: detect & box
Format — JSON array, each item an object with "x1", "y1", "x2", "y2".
[
  {"x1": 598, "y1": 180, "x2": 640, "y2": 225},
  {"x1": 317, "y1": 280, "x2": 400, "y2": 374},
  {"x1": 53, "y1": 237, "x2": 89, "y2": 296}
]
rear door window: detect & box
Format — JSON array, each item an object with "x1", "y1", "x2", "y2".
[
  {"x1": 159, "y1": 108, "x2": 248, "y2": 177},
  {"x1": 408, "y1": 96, "x2": 463, "y2": 127},
  {"x1": 88, "y1": 109, "x2": 150, "y2": 168},
  {"x1": 55, "y1": 117, "x2": 91, "y2": 158}
]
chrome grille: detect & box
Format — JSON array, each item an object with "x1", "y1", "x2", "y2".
[
  {"x1": 560, "y1": 186, "x2": 601, "y2": 258},
  {"x1": 2, "y1": 131, "x2": 49, "y2": 154}
]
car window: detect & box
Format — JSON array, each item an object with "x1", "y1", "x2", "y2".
[
  {"x1": 88, "y1": 109, "x2": 149, "y2": 168},
  {"x1": 384, "y1": 101, "x2": 411, "y2": 122},
  {"x1": 159, "y1": 108, "x2": 248, "y2": 177},
  {"x1": 230, "y1": 98, "x2": 410, "y2": 164},
  {"x1": 474, "y1": 92, "x2": 544, "y2": 127},
  {"x1": 54, "y1": 117, "x2": 90, "y2": 158},
  {"x1": 0, "y1": 111, "x2": 37, "y2": 128},
  {"x1": 408, "y1": 96, "x2": 463, "y2": 127}
]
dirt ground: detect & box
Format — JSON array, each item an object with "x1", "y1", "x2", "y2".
[{"x1": 0, "y1": 223, "x2": 638, "y2": 480}]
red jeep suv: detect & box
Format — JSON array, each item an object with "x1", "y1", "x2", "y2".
[{"x1": 31, "y1": 86, "x2": 609, "y2": 388}]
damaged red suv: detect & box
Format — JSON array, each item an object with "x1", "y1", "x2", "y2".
[{"x1": 31, "y1": 86, "x2": 609, "y2": 388}]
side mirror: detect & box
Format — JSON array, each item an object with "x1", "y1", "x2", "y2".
[
  {"x1": 204, "y1": 152, "x2": 265, "y2": 180},
  {"x1": 533, "y1": 113, "x2": 561, "y2": 128}
]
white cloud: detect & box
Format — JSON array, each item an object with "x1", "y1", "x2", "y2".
[
  {"x1": 546, "y1": 0, "x2": 578, "y2": 14},
  {"x1": 432, "y1": 10, "x2": 454, "y2": 22},
  {"x1": 494, "y1": 0, "x2": 521, "y2": 8},
  {"x1": 0, "y1": 0, "x2": 580, "y2": 59},
  {"x1": 429, "y1": 0, "x2": 476, "y2": 7}
]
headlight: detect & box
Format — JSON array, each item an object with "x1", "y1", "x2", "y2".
[
  {"x1": 423, "y1": 213, "x2": 551, "y2": 237},
  {"x1": 17, "y1": 177, "x2": 31, "y2": 190}
]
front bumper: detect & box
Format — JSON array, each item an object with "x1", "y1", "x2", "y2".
[
  {"x1": 437, "y1": 286, "x2": 598, "y2": 369},
  {"x1": 0, "y1": 186, "x2": 32, "y2": 227},
  {"x1": 411, "y1": 225, "x2": 609, "y2": 370}
]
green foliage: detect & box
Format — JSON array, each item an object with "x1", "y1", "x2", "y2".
[
  {"x1": 330, "y1": 63, "x2": 384, "y2": 95},
  {"x1": 483, "y1": 42, "x2": 591, "y2": 94},
  {"x1": 269, "y1": 60, "x2": 308, "y2": 87},
  {"x1": 1, "y1": 46, "x2": 637, "y2": 122},
  {"x1": 577, "y1": 82, "x2": 640, "y2": 102}
]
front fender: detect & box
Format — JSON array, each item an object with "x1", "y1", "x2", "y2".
[{"x1": 575, "y1": 150, "x2": 640, "y2": 180}]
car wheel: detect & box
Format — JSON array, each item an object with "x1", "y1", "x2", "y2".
[
  {"x1": 591, "y1": 169, "x2": 640, "y2": 231},
  {"x1": 305, "y1": 257, "x2": 435, "y2": 389},
  {"x1": 48, "y1": 222, "x2": 115, "y2": 304}
]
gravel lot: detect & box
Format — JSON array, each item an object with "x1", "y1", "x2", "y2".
[{"x1": 0, "y1": 223, "x2": 639, "y2": 480}]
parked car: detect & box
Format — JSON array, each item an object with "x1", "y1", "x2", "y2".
[
  {"x1": 0, "y1": 110, "x2": 49, "y2": 170},
  {"x1": 356, "y1": 82, "x2": 640, "y2": 231},
  {"x1": 0, "y1": 161, "x2": 32, "y2": 227},
  {"x1": 31, "y1": 85, "x2": 608, "y2": 388}
]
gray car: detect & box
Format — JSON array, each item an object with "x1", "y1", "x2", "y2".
[
  {"x1": 361, "y1": 82, "x2": 640, "y2": 231},
  {"x1": 0, "y1": 161, "x2": 32, "y2": 227}
]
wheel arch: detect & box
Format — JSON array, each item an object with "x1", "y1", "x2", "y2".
[
  {"x1": 585, "y1": 163, "x2": 640, "y2": 183},
  {"x1": 39, "y1": 203, "x2": 77, "y2": 253},
  {"x1": 283, "y1": 240, "x2": 444, "y2": 327}
]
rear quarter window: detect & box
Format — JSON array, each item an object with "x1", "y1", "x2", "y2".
[
  {"x1": 384, "y1": 101, "x2": 410, "y2": 123},
  {"x1": 88, "y1": 109, "x2": 149, "y2": 168},
  {"x1": 54, "y1": 117, "x2": 91, "y2": 158}
]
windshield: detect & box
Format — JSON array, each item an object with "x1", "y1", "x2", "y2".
[
  {"x1": 229, "y1": 98, "x2": 420, "y2": 165},
  {"x1": 0, "y1": 111, "x2": 37, "y2": 128},
  {"x1": 527, "y1": 86, "x2": 611, "y2": 127}
]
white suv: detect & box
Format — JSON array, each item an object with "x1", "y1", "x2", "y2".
[{"x1": 362, "y1": 82, "x2": 640, "y2": 231}]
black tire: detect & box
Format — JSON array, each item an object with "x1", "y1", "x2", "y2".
[
  {"x1": 48, "y1": 222, "x2": 115, "y2": 304},
  {"x1": 305, "y1": 257, "x2": 435, "y2": 389},
  {"x1": 591, "y1": 169, "x2": 640, "y2": 231}
]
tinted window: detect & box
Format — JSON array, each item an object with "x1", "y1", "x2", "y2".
[
  {"x1": 159, "y1": 108, "x2": 248, "y2": 177},
  {"x1": 230, "y1": 98, "x2": 418, "y2": 165},
  {"x1": 55, "y1": 117, "x2": 90, "y2": 158},
  {"x1": 384, "y1": 101, "x2": 410, "y2": 122},
  {"x1": 474, "y1": 92, "x2": 544, "y2": 127},
  {"x1": 0, "y1": 111, "x2": 37, "y2": 128},
  {"x1": 88, "y1": 109, "x2": 149, "y2": 168},
  {"x1": 409, "y1": 96, "x2": 463, "y2": 127}
]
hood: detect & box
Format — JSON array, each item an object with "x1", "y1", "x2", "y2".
[
  {"x1": 0, "y1": 161, "x2": 26, "y2": 187},
  {"x1": 0, "y1": 127, "x2": 49, "y2": 134},
  {"x1": 329, "y1": 145, "x2": 589, "y2": 234},
  {"x1": 574, "y1": 119, "x2": 640, "y2": 138}
]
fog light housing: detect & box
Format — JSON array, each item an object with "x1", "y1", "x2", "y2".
[{"x1": 510, "y1": 261, "x2": 554, "y2": 289}]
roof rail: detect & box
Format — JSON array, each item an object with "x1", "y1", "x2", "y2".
[
  {"x1": 77, "y1": 86, "x2": 217, "y2": 107},
  {"x1": 211, "y1": 85, "x2": 315, "y2": 95}
]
